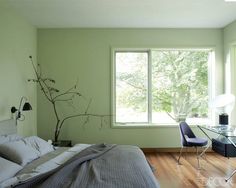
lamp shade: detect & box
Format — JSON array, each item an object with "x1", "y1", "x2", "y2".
[
  {"x1": 210, "y1": 94, "x2": 235, "y2": 114},
  {"x1": 22, "y1": 102, "x2": 32, "y2": 111}
]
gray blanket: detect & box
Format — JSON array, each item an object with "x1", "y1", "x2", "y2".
[{"x1": 14, "y1": 144, "x2": 159, "y2": 188}]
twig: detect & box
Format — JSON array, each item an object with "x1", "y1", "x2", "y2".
[
  {"x1": 53, "y1": 91, "x2": 81, "y2": 101},
  {"x1": 54, "y1": 98, "x2": 73, "y2": 102},
  {"x1": 59, "y1": 114, "x2": 107, "y2": 130},
  {"x1": 85, "y1": 98, "x2": 92, "y2": 114}
]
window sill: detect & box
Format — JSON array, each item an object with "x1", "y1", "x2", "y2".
[{"x1": 111, "y1": 123, "x2": 200, "y2": 129}]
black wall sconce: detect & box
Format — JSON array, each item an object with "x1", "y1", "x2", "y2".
[{"x1": 11, "y1": 97, "x2": 32, "y2": 122}]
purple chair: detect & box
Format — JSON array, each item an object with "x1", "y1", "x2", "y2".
[{"x1": 177, "y1": 121, "x2": 208, "y2": 168}]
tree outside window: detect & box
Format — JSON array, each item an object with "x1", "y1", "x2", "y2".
[{"x1": 114, "y1": 49, "x2": 212, "y2": 125}]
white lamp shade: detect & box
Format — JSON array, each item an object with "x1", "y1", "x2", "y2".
[{"x1": 210, "y1": 94, "x2": 235, "y2": 114}]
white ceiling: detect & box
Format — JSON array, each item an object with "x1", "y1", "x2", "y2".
[{"x1": 5, "y1": 0, "x2": 236, "y2": 28}]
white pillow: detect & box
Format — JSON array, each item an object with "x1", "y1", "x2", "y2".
[
  {"x1": 0, "y1": 136, "x2": 9, "y2": 144},
  {"x1": 0, "y1": 157, "x2": 22, "y2": 182},
  {"x1": 23, "y1": 136, "x2": 55, "y2": 156},
  {"x1": 0, "y1": 134, "x2": 23, "y2": 144},
  {"x1": 0, "y1": 140, "x2": 39, "y2": 166}
]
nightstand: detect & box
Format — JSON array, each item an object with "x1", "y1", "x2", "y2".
[{"x1": 52, "y1": 140, "x2": 72, "y2": 147}]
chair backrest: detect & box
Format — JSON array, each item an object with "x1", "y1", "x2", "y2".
[{"x1": 179, "y1": 122, "x2": 196, "y2": 146}]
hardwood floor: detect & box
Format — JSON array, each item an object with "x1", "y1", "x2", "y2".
[{"x1": 145, "y1": 152, "x2": 236, "y2": 188}]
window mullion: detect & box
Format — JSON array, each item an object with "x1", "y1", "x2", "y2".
[{"x1": 148, "y1": 50, "x2": 152, "y2": 124}]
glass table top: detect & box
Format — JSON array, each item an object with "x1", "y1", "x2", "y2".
[{"x1": 198, "y1": 125, "x2": 236, "y2": 137}]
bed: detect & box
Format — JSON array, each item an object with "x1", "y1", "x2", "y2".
[{"x1": 0, "y1": 119, "x2": 159, "y2": 188}]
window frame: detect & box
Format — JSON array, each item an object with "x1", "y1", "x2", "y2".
[{"x1": 111, "y1": 47, "x2": 215, "y2": 128}]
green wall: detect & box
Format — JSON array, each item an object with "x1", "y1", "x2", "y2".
[
  {"x1": 0, "y1": 1, "x2": 37, "y2": 136},
  {"x1": 224, "y1": 20, "x2": 236, "y2": 125},
  {"x1": 1, "y1": 1, "x2": 235, "y2": 148},
  {"x1": 38, "y1": 28, "x2": 223, "y2": 147}
]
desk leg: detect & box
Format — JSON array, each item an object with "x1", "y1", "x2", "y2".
[
  {"x1": 198, "y1": 126, "x2": 236, "y2": 181},
  {"x1": 197, "y1": 127, "x2": 221, "y2": 169},
  {"x1": 197, "y1": 125, "x2": 213, "y2": 141},
  {"x1": 226, "y1": 137, "x2": 236, "y2": 148},
  {"x1": 199, "y1": 135, "x2": 220, "y2": 158},
  {"x1": 199, "y1": 144, "x2": 211, "y2": 157},
  {"x1": 225, "y1": 137, "x2": 236, "y2": 182},
  {"x1": 197, "y1": 126, "x2": 213, "y2": 158},
  {"x1": 226, "y1": 169, "x2": 236, "y2": 182}
]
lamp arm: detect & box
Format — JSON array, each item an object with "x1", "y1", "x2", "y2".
[
  {"x1": 18, "y1": 97, "x2": 26, "y2": 111},
  {"x1": 17, "y1": 97, "x2": 27, "y2": 119}
]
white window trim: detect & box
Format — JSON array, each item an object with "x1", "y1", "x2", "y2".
[
  {"x1": 111, "y1": 47, "x2": 215, "y2": 128},
  {"x1": 148, "y1": 50, "x2": 152, "y2": 123}
]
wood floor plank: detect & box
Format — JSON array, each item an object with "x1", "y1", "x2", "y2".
[{"x1": 145, "y1": 152, "x2": 236, "y2": 188}]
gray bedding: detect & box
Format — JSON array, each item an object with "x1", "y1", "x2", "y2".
[
  {"x1": 17, "y1": 147, "x2": 68, "y2": 175},
  {"x1": 14, "y1": 144, "x2": 159, "y2": 188}
]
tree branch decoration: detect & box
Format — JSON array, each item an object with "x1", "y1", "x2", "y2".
[{"x1": 28, "y1": 56, "x2": 108, "y2": 142}]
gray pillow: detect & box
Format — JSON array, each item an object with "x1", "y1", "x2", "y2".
[
  {"x1": 0, "y1": 140, "x2": 39, "y2": 166},
  {"x1": 23, "y1": 136, "x2": 55, "y2": 156},
  {"x1": 0, "y1": 157, "x2": 22, "y2": 182}
]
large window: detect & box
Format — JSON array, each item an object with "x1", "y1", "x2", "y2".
[{"x1": 113, "y1": 49, "x2": 214, "y2": 126}]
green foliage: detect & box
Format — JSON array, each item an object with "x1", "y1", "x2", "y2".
[
  {"x1": 116, "y1": 50, "x2": 209, "y2": 122},
  {"x1": 116, "y1": 52, "x2": 148, "y2": 112}
]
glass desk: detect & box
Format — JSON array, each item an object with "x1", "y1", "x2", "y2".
[{"x1": 198, "y1": 125, "x2": 236, "y2": 181}]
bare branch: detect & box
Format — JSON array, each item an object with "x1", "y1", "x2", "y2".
[
  {"x1": 82, "y1": 116, "x2": 90, "y2": 128},
  {"x1": 85, "y1": 98, "x2": 92, "y2": 114},
  {"x1": 54, "y1": 98, "x2": 73, "y2": 102},
  {"x1": 37, "y1": 63, "x2": 42, "y2": 77},
  {"x1": 99, "y1": 117, "x2": 104, "y2": 130},
  {"x1": 59, "y1": 114, "x2": 109, "y2": 130},
  {"x1": 28, "y1": 79, "x2": 38, "y2": 82},
  {"x1": 75, "y1": 78, "x2": 79, "y2": 89},
  {"x1": 29, "y1": 56, "x2": 52, "y2": 102},
  {"x1": 49, "y1": 87, "x2": 60, "y2": 93},
  {"x1": 43, "y1": 78, "x2": 56, "y2": 83},
  {"x1": 28, "y1": 55, "x2": 110, "y2": 142},
  {"x1": 53, "y1": 91, "x2": 81, "y2": 101}
]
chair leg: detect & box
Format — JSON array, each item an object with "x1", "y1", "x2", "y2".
[
  {"x1": 185, "y1": 147, "x2": 188, "y2": 159},
  {"x1": 196, "y1": 147, "x2": 200, "y2": 169},
  {"x1": 178, "y1": 147, "x2": 184, "y2": 164}
]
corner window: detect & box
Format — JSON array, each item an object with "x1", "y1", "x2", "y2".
[{"x1": 112, "y1": 49, "x2": 214, "y2": 126}]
